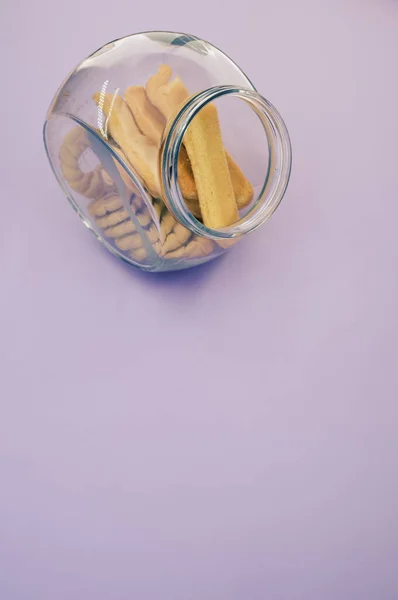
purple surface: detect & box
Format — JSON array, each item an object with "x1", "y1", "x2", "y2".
[{"x1": 1, "y1": 1, "x2": 398, "y2": 599}]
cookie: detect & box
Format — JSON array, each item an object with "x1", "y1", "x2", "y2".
[
  {"x1": 124, "y1": 86, "x2": 166, "y2": 145},
  {"x1": 88, "y1": 194, "x2": 123, "y2": 217},
  {"x1": 59, "y1": 127, "x2": 115, "y2": 199}
]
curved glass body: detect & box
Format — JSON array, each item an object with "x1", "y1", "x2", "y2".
[{"x1": 44, "y1": 32, "x2": 291, "y2": 272}]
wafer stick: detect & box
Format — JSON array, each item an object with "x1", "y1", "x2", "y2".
[
  {"x1": 147, "y1": 66, "x2": 238, "y2": 228},
  {"x1": 125, "y1": 85, "x2": 200, "y2": 214},
  {"x1": 92, "y1": 92, "x2": 161, "y2": 197},
  {"x1": 127, "y1": 77, "x2": 253, "y2": 213},
  {"x1": 146, "y1": 66, "x2": 253, "y2": 215}
]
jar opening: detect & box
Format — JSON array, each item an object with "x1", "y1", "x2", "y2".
[{"x1": 160, "y1": 86, "x2": 292, "y2": 240}]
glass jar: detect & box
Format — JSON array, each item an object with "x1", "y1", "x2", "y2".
[{"x1": 44, "y1": 31, "x2": 292, "y2": 272}]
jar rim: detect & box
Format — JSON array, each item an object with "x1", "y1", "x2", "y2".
[{"x1": 160, "y1": 85, "x2": 292, "y2": 240}]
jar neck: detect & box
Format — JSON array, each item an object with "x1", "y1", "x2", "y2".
[{"x1": 160, "y1": 85, "x2": 292, "y2": 240}]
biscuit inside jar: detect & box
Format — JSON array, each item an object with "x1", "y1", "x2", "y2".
[
  {"x1": 145, "y1": 65, "x2": 254, "y2": 228},
  {"x1": 60, "y1": 65, "x2": 257, "y2": 263}
]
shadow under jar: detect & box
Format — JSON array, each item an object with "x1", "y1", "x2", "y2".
[{"x1": 44, "y1": 31, "x2": 292, "y2": 272}]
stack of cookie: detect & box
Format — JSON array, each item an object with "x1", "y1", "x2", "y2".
[{"x1": 87, "y1": 192, "x2": 214, "y2": 262}]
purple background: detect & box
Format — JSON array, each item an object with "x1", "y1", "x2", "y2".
[{"x1": 1, "y1": 1, "x2": 398, "y2": 598}]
